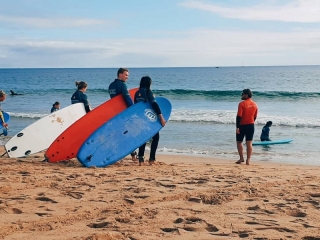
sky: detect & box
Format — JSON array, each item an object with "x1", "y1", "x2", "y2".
[{"x1": 1, "y1": 0, "x2": 320, "y2": 68}]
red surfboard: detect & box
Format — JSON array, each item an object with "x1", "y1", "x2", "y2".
[{"x1": 45, "y1": 88, "x2": 138, "y2": 162}]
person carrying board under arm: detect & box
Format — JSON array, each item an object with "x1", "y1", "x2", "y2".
[
  {"x1": 108, "y1": 68, "x2": 137, "y2": 162},
  {"x1": 134, "y1": 76, "x2": 166, "y2": 166},
  {"x1": 235, "y1": 89, "x2": 258, "y2": 165}
]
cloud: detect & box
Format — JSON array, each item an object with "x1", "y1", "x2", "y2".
[
  {"x1": 180, "y1": 0, "x2": 320, "y2": 23},
  {"x1": 1, "y1": 27, "x2": 320, "y2": 67},
  {"x1": 0, "y1": 14, "x2": 119, "y2": 29}
]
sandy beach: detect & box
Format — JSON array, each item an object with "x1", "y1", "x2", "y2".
[{"x1": 0, "y1": 145, "x2": 320, "y2": 240}]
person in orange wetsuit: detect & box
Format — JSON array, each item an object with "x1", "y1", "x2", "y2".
[{"x1": 235, "y1": 89, "x2": 258, "y2": 165}]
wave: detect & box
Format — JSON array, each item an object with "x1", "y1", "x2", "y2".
[
  {"x1": 153, "y1": 89, "x2": 320, "y2": 100},
  {"x1": 169, "y1": 109, "x2": 320, "y2": 128},
  {"x1": 7, "y1": 109, "x2": 320, "y2": 128},
  {"x1": 7, "y1": 112, "x2": 46, "y2": 119},
  {"x1": 13, "y1": 88, "x2": 320, "y2": 100}
]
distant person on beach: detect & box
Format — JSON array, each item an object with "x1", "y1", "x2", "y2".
[
  {"x1": 10, "y1": 90, "x2": 23, "y2": 95},
  {"x1": 109, "y1": 68, "x2": 136, "y2": 161},
  {"x1": 235, "y1": 89, "x2": 258, "y2": 165},
  {"x1": 134, "y1": 76, "x2": 166, "y2": 166},
  {"x1": 71, "y1": 81, "x2": 91, "y2": 113},
  {"x1": 51, "y1": 101, "x2": 60, "y2": 113},
  {"x1": 0, "y1": 90, "x2": 9, "y2": 129},
  {"x1": 260, "y1": 121, "x2": 272, "y2": 141}
]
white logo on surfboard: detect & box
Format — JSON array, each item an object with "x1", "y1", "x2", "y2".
[{"x1": 144, "y1": 109, "x2": 157, "y2": 122}]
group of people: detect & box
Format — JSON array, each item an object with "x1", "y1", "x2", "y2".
[
  {"x1": 1, "y1": 71, "x2": 274, "y2": 166},
  {"x1": 67, "y1": 68, "x2": 166, "y2": 165}
]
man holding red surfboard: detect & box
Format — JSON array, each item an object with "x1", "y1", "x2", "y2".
[{"x1": 109, "y1": 68, "x2": 137, "y2": 161}]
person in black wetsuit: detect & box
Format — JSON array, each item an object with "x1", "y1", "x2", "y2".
[
  {"x1": 51, "y1": 101, "x2": 60, "y2": 113},
  {"x1": 134, "y1": 76, "x2": 166, "y2": 166},
  {"x1": 109, "y1": 68, "x2": 137, "y2": 161},
  {"x1": 10, "y1": 90, "x2": 23, "y2": 95},
  {"x1": 71, "y1": 81, "x2": 91, "y2": 113},
  {"x1": 260, "y1": 121, "x2": 272, "y2": 141}
]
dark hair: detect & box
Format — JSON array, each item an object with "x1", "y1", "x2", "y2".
[
  {"x1": 53, "y1": 101, "x2": 60, "y2": 107},
  {"x1": 242, "y1": 89, "x2": 252, "y2": 98},
  {"x1": 75, "y1": 81, "x2": 88, "y2": 90},
  {"x1": 140, "y1": 76, "x2": 152, "y2": 89},
  {"x1": 266, "y1": 121, "x2": 273, "y2": 126},
  {"x1": 117, "y1": 68, "x2": 129, "y2": 77}
]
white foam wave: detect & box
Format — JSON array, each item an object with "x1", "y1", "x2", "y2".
[
  {"x1": 7, "y1": 112, "x2": 46, "y2": 119},
  {"x1": 170, "y1": 109, "x2": 320, "y2": 128}
]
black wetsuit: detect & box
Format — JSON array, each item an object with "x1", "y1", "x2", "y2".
[
  {"x1": 71, "y1": 90, "x2": 91, "y2": 113},
  {"x1": 108, "y1": 79, "x2": 133, "y2": 107},
  {"x1": 134, "y1": 88, "x2": 162, "y2": 162}
]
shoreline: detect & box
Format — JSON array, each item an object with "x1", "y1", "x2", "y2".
[{"x1": 1, "y1": 146, "x2": 320, "y2": 239}]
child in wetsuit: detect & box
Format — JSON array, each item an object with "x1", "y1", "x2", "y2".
[{"x1": 260, "y1": 121, "x2": 272, "y2": 141}]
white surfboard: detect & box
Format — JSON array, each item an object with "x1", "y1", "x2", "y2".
[{"x1": 5, "y1": 103, "x2": 86, "y2": 158}]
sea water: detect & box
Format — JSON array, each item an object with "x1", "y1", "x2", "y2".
[{"x1": 1, "y1": 66, "x2": 320, "y2": 165}]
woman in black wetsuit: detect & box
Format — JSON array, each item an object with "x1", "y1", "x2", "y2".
[{"x1": 134, "y1": 76, "x2": 166, "y2": 166}]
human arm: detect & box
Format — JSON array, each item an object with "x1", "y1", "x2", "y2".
[
  {"x1": 236, "y1": 103, "x2": 242, "y2": 134},
  {"x1": 148, "y1": 91, "x2": 166, "y2": 127},
  {"x1": 121, "y1": 84, "x2": 133, "y2": 107},
  {"x1": 0, "y1": 111, "x2": 8, "y2": 128}
]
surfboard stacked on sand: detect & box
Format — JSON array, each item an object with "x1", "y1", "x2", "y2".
[{"x1": 3, "y1": 88, "x2": 172, "y2": 168}]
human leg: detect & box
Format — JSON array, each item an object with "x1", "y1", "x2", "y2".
[
  {"x1": 236, "y1": 126, "x2": 245, "y2": 164},
  {"x1": 149, "y1": 132, "x2": 159, "y2": 162},
  {"x1": 245, "y1": 141, "x2": 253, "y2": 165},
  {"x1": 245, "y1": 124, "x2": 255, "y2": 165},
  {"x1": 236, "y1": 141, "x2": 244, "y2": 163},
  {"x1": 138, "y1": 143, "x2": 146, "y2": 166}
]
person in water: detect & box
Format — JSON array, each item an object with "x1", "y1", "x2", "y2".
[
  {"x1": 10, "y1": 90, "x2": 23, "y2": 95},
  {"x1": 51, "y1": 101, "x2": 60, "y2": 113},
  {"x1": 260, "y1": 121, "x2": 272, "y2": 141},
  {"x1": 134, "y1": 76, "x2": 166, "y2": 166}
]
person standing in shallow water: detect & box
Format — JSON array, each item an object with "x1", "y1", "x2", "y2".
[
  {"x1": 71, "y1": 81, "x2": 91, "y2": 113},
  {"x1": 134, "y1": 76, "x2": 166, "y2": 166},
  {"x1": 235, "y1": 89, "x2": 258, "y2": 165}
]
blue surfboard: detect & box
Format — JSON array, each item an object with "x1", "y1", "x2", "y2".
[
  {"x1": 77, "y1": 97, "x2": 172, "y2": 167},
  {"x1": 252, "y1": 139, "x2": 293, "y2": 146},
  {"x1": 0, "y1": 111, "x2": 10, "y2": 130}
]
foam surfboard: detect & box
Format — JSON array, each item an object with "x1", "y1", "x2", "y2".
[
  {"x1": 252, "y1": 139, "x2": 294, "y2": 146},
  {"x1": 0, "y1": 111, "x2": 10, "y2": 130},
  {"x1": 5, "y1": 103, "x2": 86, "y2": 158},
  {"x1": 77, "y1": 97, "x2": 172, "y2": 168},
  {"x1": 45, "y1": 88, "x2": 138, "y2": 162}
]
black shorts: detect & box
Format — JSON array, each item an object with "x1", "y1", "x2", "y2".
[{"x1": 236, "y1": 124, "x2": 255, "y2": 142}]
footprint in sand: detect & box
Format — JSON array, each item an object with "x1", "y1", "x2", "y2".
[
  {"x1": 87, "y1": 222, "x2": 109, "y2": 228},
  {"x1": 172, "y1": 217, "x2": 219, "y2": 233},
  {"x1": 286, "y1": 208, "x2": 307, "y2": 218},
  {"x1": 35, "y1": 197, "x2": 58, "y2": 203},
  {"x1": 0, "y1": 208, "x2": 22, "y2": 214}
]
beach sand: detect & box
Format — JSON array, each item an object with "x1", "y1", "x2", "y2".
[{"x1": 0, "y1": 145, "x2": 320, "y2": 240}]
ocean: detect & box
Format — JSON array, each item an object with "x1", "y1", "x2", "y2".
[{"x1": 1, "y1": 66, "x2": 320, "y2": 165}]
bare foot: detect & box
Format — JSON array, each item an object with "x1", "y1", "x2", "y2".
[
  {"x1": 235, "y1": 160, "x2": 244, "y2": 164},
  {"x1": 246, "y1": 160, "x2": 250, "y2": 165}
]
